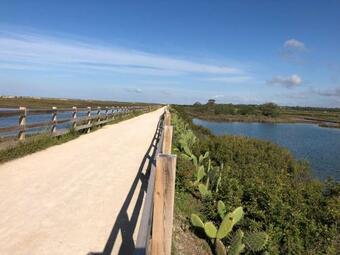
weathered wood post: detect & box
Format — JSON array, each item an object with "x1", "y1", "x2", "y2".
[
  {"x1": 162, "y1": 125, "x2": 173, "y2": 154},
  {"x1": 111, "y1": 107, "x2": 115, "y2": 120},
  {"x1": 51, "y1": 106, "x2": 57, "y2": 134},
  {"x1": 72, "y1": 106, "x2": 77, "y2": 129},
  {"x1": 164, "y1": 109, "x2": 171, "y2": 126},
  {"x1": 105, "y1": 106, "x2": 109, "y2": 120},
  {"x1": 151, "y1": 107, "x2": 176, "y2": 255},
  {"x1": 97, "y1": 107, "x2": 101, "y2": 124},
  {"x1": 18, "y1": 106, "x2": 27, "y2": 141},
  {"x1": 151, "y1": 154, "x2": 177, "y2": 255},
  {"x1": 87, "y1": 106, "x2": 91, "y2": 133}
]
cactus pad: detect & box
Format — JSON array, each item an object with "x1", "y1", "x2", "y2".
[
  {"x1": 244, "y1": 231, "x2": 269, "y2": 252},
  {"x1": 198, "y1": 183, "x2": 211, "y2": 197},
  {"x1": 204, "y1": 222, "x2": 217, "y2": 238},
  {"x1": 217, "y1": 200, "x2": 226, "y2": 220},
  {"x1": 231, "y1": 207, "x2": 244, "y2": 225},
  {"x1": 190, "y1": 214, "x2": 204, "y2": 229},
  {"x1": 216, "y1": 212, "x2": 234, "y2": 239}
]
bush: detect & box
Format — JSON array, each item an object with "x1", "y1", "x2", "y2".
[{"x1": 172, "y1": 106, "x2": 339, "y2": 255}]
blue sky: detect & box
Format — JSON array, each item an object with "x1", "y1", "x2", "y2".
[{"x1": 0, "y1": 0, "x2": 340, "y2": 106}]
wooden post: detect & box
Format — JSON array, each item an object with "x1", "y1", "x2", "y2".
[
  {"x1": 151, "y1": 154, "x2": 177, "y2": 255},
  {"x1": 87, "y1": 106, "x2": 91, "y2": 133},
  {"x1": 51, "y1": 106, "x2": 57, "y2": 134},
  {"x1": 162, "y1": 126, "x2": 173, "y2": 154},
  {"x1": 111, "y1": 107, "x2": 115, "y2": 120},
  {"x1": 164, "y1": 111, "x2": 171, "y2": 126},
  {"x1": 97, "y1": 107, "x2": 101, "y2": 122},
  {"x1": 72, "y1": 106, "x2": 77, "y2": 129},
  {"x1": 105, "y1": 106, "x2": 109, "y2": 119},
  {"x1": 18, "y1": 106, "x2": 27, "y2": 141}
]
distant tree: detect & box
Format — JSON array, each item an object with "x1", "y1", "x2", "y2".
[
  {"x1": 260, "y1": 102, "x2": 279, "y2": 117},
  {"x1": 193, "y1": 101, "x2": 202, "y2": 106},
  {"x1": 207, "y1": 99, "x2": 216, "y2": 105}
]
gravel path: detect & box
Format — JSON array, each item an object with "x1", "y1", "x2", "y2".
[{"x1": 0, "y1": 107, "x2": 164, "y2": 255}]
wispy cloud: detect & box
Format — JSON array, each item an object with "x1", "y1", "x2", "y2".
[
  {"x1": 313, "y1": 87, "x2": 340, "y2": 98},
  {"x1": 0, "y1": 30, "x2": 241, "y2": 76},
  {"x1": 267, "y1": 74, "x2": 303, "y2": 88},
  {"x1": 126, "y1": 88, "x2": 143, "y2": 93},
  {"x1": 281, "y1": 39, "x2": 307, "y2": 63},
  {"x1": 283, "y1": 39, "x2": 306, "y2": 50},
  {"x1": 206, "y1": 76, "x2": 252, "y2": 84},
  {"x1": 277, "y1": 91, "x2": 307, "y2": 99},
  {"x1": 213, "y1": 94, "x2": 225, "y2": 99}
]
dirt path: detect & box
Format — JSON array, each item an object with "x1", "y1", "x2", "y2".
[{"x1": 0, "y1": 107, "x2": 164, "y2": 255}]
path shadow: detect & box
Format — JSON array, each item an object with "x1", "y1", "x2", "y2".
[{"x1": 88, "y1": 117, "x2": 163, "y2": 255}]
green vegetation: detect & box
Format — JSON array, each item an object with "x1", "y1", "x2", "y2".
[
  {"x1": 172, "y1": 106, "x2": 339, "y2": 255},
  {"x1": 0, "y1": 109, "x2": 146, "y2": 163},
  {"x1": 180, "y1": 100, "x2": 340, "y2": 127},
  {"x1": 0, "y1": 95, "x2": 155, "y2": 108},
  {"x1": 191, "y1": 202, "x2": 268, "y2": 255}
]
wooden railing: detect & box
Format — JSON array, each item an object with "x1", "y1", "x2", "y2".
[
  {"x1": 135, "y1": 108, "x2": 176, "y2": 255},
  {"x1": 0, "y1": 105, "x2": 152, "y2": 140}
]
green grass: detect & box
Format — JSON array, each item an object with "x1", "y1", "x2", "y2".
[
  {"x1": 0, "y1": 109, "x2": 149, "y2": 164},
  {"x1": 0, "y1": 132, "x2": 79, "y2": 164}
]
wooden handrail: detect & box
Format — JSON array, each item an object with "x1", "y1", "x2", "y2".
[
  {"x1": 135, "y1": 116, "x2": 165, "y2": 255},
  {"x1": 0, "y1": 105, "x2": 156, "y2": 140},
  {"x1": 135, "y1": 107, "x2": 176, "y2": 255}
]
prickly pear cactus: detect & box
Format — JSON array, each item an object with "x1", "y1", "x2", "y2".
[
  {"x1": 243, "y1": 232, "x2": 269, "y2": 252},
  {"x1": 228, "y1": 229, "x2": 245, "y2": 255},
  {"x1": 204, "y1": 222, "x2": 217, "y2": 238},
  {"x1": 195, "y1": 165, "x2": 206, "y2": 184},
  {"x1": 216, "y1": 212, "x2": 234, "y2": 239},
  {"x1": 217, "y1": 200, "x2": 226, "y2": 220},
  {"x1": 182, "y1": 144, "x2": 192, "y2": 157},
  {"x1": 198, "y1": 183, "x2": 212, "y2": 198},
  {"x1": 190, "y1": 214, "x2": 204, "y2": 228},
  {"x1": 191, "y1": 154, "x2": 198, "y2": 167},
  {"x1": 216, "y1": 173, "x2": 222, "y2": 193},
  {"x1": 231, "y1": 207, "x2": 244, "y2": 225}
]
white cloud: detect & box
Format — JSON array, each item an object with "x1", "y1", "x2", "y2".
[
  {"x1": 0, "y1": 30, "x2": 241, "y2": 76},
  {"x1": 267, "y1": 74, "x2": 303, "y2": 88},
  {"x1": 126, "y1": 88, "x2": 143, "y2": 93},
  {"x1": 283, "y1": 39, "x2": 306, "y2": 50},
  {"x1": 206, "y1": 76, "x2": 252, "y2": 83},
  {"x1": 213, "y1": 94, "x2": 225, "y2": 99}
]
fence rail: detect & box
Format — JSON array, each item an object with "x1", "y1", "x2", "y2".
[
  {"x1": 135, "y1": 107, "x2": 176, "y2": 255},
  {"x1": 0, "y1": 105, "x2": 154, "y2": 140}
]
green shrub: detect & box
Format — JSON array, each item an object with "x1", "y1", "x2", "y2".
[{"x1": 172, "y1": 106, "x2": 339, "y2": 255}]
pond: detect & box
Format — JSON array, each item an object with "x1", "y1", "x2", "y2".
[{"x1": 193, "y1": 118, "x2": 340, "y2": 181}]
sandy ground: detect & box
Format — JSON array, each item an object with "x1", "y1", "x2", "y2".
[{"x1": 0, "y1": 107, "x2": 164, "y2": 255}]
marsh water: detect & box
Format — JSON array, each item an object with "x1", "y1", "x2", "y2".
[{"x1": 193, "y1": 118, "x2": 340, "y2": 181}]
